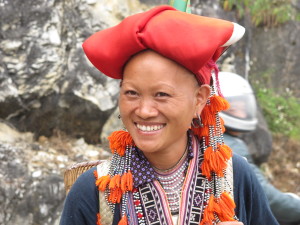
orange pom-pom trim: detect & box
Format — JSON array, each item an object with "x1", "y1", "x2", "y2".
[
  {"x1": 217, "y1": 192, "x2": 236, "y2": 221},
  {"x1": 200, "y1": 195, "x2": 216, "y2": 225},
  {"x1": 108, "y1": 130, "x2": 134, "y2": 156},
  {"x1": 191, "y1": 125, "x2": 209, "y2": 138},
  {"x1": 95, "y1": 175, "x2": 111, "y2": 191},
  {"x1": 121, "y1": 170, "x2": 133, "y2": 192},
  {"x1": 201, "y1": 144, "x2": 232, "y2": 178},
  {"x1": 209, "y1": 95, "x2": 230, "y2": 112},
  {"x1": 109, "y1": 174, "x2": 121, "y2": 189},
  {"x1": 108, "y1": 187, "x2": 122, "y2": 203},
  {"x1": 200, "y1": 193, "x2": 236, "y2": 224},
  {"x1": 201, "y1": 106, "x2": 216, "y2": 126},
  {"x1": 118, "y1": 215, "x2": 128, "y2": 225},
  {"x1": 96, "y1": 213, "x2": 102, "y2": 225}
]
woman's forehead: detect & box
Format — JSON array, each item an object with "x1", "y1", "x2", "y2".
[{"x1": 123, "y1": 50, "x2": 197, "y2": 83}]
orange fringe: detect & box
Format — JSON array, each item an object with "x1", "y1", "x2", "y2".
[
  {"x1": 209, "y1": 95, "x2": 230, "y2": 112},
  {"x1": 219, "y1": 144, "x2": 232, "y2": 159},
  {"x1": 108, "y1": 130, "x2": 134, "y2": 156},
  {"x1": 95, "y1": 175, "x2": 111, "y2": 191},
  {"x1": 200, "y1": 195, "x2": 216, "y2": 225},
  {"x1": 200, "y1": 193, "x2": 236, "y2": 225},
  {"x1": 109, "y1": 174, "x2": 121, "y2": 189},
  {"x1": 118, "y1": 215, "x2": 128, "y2": 225},
  {"x1": 108, "y1": 187, "x2": 122, "y2": 203},
  {"x1": 200, "y1": 106, "x2": 216, "y2": 125},
  {"x1": 121, "y1": 170, "x2": 133, "y2": 192},
  {"x1": 96, "y1": 213, "x2": 102, "y2": 225},
  {"x1": 217, "y1": 192, "x2": 236, "y2": 221},
  {"x1": 201, "y1": 144, "x2": 232, "y2": 178}
]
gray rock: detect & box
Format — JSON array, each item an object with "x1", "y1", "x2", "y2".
[
  {"x1": 0, "y1": 0, "x2": 148, "y2": 143},
  {"x1": 250, "y1": 21, "x2": 300, "y2": 98},
  {"x1": 0, "y1": 121, "x2": 111, "y2": 225},
  {"x1": 0, "y1": 142, "x2": 65, "y2": 225}
]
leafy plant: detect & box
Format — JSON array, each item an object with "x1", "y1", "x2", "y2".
[
  {"x1": 254, "y1": 86, "x2": 300, "y2": 139},
  {"x1": 222, "y1": 0, "x2": 300, "y2": 27}
]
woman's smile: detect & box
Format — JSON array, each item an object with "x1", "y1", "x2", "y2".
[{"x1": 135, "y1": 123, "x2": 166, "y2": 132}]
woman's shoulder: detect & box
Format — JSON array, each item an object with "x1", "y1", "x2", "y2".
[
  {"x1": 232, "y1": 153, "x2": 251, "y2": 172},
  {"x1": 231, "y1": 153, "x2": 257, "y2": 186}
]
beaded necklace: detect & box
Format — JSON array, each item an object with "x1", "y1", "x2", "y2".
[{"x1": 154, "y1": 145, "x2": 189, "y2": 215}]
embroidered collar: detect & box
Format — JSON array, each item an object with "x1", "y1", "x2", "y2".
[{"x1": 130, "y1": 131, "x2": 194, "y2": 188}]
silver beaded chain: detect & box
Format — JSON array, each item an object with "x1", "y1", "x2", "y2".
[{"x1": 155, "y1": 153, "x2": 189, "y2": 214}]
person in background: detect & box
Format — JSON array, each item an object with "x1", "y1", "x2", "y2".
[{"x1": 219, "y1": 71, "x2": 300, "y2": 225}]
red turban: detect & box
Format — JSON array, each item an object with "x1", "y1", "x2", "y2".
[{"x1": 82, "y1": 5, "x2": 245, "y2": 84}]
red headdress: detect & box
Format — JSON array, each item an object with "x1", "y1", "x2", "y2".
[{"x1": 82, "y1": 5, "x2": 244, "y2": 85}]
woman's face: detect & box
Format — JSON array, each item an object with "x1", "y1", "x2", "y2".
[{"x1": 119, "y1": 51, "x2": 209, "y2": 156}]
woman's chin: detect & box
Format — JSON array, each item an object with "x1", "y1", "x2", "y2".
[{"x1": 133, "y1": 140, "x2": 162, "y2": 155}]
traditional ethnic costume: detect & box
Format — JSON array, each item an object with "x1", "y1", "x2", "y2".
[{"x1": 60, "y1": 5, "x2": 279, "y2": 225}]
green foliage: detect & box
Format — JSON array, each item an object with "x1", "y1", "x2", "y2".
[
  {"x1": 255, "y1": 87, "x2": 300, "y2": 139},
  {"x1": 222, "y1": 0, "x2": 300, "y2": 27}
]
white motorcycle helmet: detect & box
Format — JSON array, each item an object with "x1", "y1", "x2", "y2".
[{"x1": 218, "y1": 72, "x2": 258, "y2": 132}]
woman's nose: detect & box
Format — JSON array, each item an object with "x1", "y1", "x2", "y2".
[{"x1": 135, "y1": 98, "x2": 158, "y2": 119}]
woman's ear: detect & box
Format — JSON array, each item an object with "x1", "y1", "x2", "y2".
[{"x1": 194, "y1": 84, "x2": 210, "y2": 117}]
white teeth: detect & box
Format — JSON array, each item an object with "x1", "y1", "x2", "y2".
[{"x1": 136, "y1": 124, "x2": 164, "y2": 132}]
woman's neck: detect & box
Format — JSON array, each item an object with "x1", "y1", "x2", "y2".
[{"x1": 143, "y1": 134, "x2": 188, "y2": 171}]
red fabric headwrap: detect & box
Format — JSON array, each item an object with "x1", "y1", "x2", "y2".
[{"x1": 82, "y1": 5, "x2": 244, "y2": 84}]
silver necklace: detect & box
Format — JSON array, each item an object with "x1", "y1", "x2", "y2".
[{"x1": 155, "y1": 150, "x2": 189, "y2": 214}]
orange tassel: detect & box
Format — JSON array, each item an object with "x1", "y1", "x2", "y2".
[
  {"x1": 95, "y1": 175, "x2": 111, "y2": 191},
  {"x1": 108, "y1": 131, "x2": 133, "y2": 156},
  {"x1": 200, "y1": 195, "x2": 216, "y2": 225},
  {"x1": 209, "y1": 95, "x2": 230, "y2": 112},
  {"x1": 121, "y1": 170, "x2": 133, "y2": 192},
  {"x1": 96, "y1": 213, "x2": 102, "y2": 225},
  {"x1": 201, "y1": 146, "x2": 213, "y2": 178},
  {"x1": 217, "y1": 192, "x2": 236, "y2": 221},
  {"x1": 118, "y1": 215, "x2": 128, "y2": 225},
  {"x1": 108, "y1": 187, "x2": 122, "y2": 203},
  {"x1": 219, "y1": 116, "x2": 225, "y2": 126},
  {"x1": 218, "y1": 144, "x2": 232, "y2": 160},
  {"x1": 109, "y1": 174, "x2": 121, "y2": 189},
  {"x1": 201, "y1": 107, "x2": 216, "y2": 125},
  {"x1": 202, "y1": 145, "x2": 231, "y2": 178}
]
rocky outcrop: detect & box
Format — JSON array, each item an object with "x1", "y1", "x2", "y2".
[
  {"x1": 0, "y1": 0, "x2": 148, "y2": 143},
  {"x1": 250, "y1": 21, "x2": 300, "y2": 98}
]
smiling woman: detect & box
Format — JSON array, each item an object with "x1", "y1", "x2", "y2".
[{"x1": 59, "y1": 5, "x2": 279, "y2": 225}]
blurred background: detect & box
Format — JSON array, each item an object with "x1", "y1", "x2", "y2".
[{"x1": 0, "y1": 0, "x2": 299, "y2": 224}]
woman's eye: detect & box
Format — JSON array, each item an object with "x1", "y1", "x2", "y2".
[
  {"x1": 156, "y1": 92, "x2": 170, "y2": 97},
  {"x1": 125, "y1": 90, "x2": 138, "y2": 96}
]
